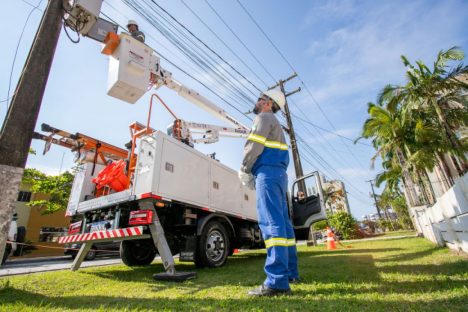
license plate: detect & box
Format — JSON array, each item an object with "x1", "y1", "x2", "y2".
[{"x1": 89, "y1": 221, "x2": 113, "y2": 232}]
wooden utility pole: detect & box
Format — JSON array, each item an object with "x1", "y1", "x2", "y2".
[
  {"x1": 0, "y1": 0, "x2": 63, "y2": 264},
  {"x1": 269, "y1": 73, "x2": 305, "y2": 193},
  {"x1": 367, "y1": 180, "x2": 383, "y2": 219}
]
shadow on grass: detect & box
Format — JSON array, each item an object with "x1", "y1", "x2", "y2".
[
  {"x1": 1, "y1": 287, "x2": 466, "y2": 312},
  {"x1": 376, "y1": 245, "x2": 444, "y2": 263},
  {"x1": 2, "y1": 241, "x2": 467, "y2": 310}
]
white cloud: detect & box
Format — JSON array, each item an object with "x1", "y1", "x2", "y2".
[{"x1": 302, "y1": 0, "x2": 468, "y2": 106}]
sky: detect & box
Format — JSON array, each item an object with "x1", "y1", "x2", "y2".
[{"x1": 1, "y1": 0, "x2": 467, "y2": 220}]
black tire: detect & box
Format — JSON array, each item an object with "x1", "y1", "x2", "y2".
[
  {"x1": 85, "y1": 248, "x2": 96, "y2": 261},
  {"x1": 2, "y1": 243, "x2": 12, "y2": 265},
  {"x1": 120, "y1": 239, "x2": 157, "y2": 266},
  {"x1": 197, "y1": 221, "x2": 230, "y2": 268},
  {"x1": 13, "y1": 226, "x2": 26, "y2": 256}
]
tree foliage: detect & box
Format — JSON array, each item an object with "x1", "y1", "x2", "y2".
[
  {"x1": 357, "y1": 46, "x2": 468, "y2": 209},
  {"x1": 327, "y1": 211, "x2": 358, "y2": 240},
  {"x1": 22, "y1": 168, "x2": 74, "y2": 215}
]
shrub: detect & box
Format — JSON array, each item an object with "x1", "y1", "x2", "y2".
[{"x1": 327, "y1": 211, "x2": 358, "y2": 239}]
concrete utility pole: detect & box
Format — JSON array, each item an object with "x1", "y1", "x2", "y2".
[
  {"x1": 367, "y1": 180, "x2": 382, "y2": 219},
  {"x1": 0, "y1": 0, "x2": 63, "y2": 263},
  {"x1": 269, "y1": 73, "x2": 305, "y2": 193}
]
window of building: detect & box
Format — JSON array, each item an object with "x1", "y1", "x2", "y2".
[{"x1": 17, "y1": 191, "x2": 32, "y2": 202}]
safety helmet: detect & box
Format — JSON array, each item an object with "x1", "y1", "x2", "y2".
[
  {"x1": 127, "y1": 20, "x2": 139, "y2": 28},
  {"x1": 262, "y1": 89, "x2": 286, "y2": 110}
]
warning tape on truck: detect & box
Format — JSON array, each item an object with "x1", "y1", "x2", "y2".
[{"x1": 58, "y1": 226, "x2": 144, "y2": 244}]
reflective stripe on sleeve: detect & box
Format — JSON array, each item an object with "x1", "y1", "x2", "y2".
[{"x1": 247, "y1": 133, "x2": 267, "y2": 144}]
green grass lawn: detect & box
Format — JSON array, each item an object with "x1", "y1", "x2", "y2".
[
  {"x1": 375, "y1": 230, "x2": 416, "y2": 237},
  {"x1": 1, "y1": 237, "x2": 467, "y2": 311},
  {"x1": 376, "y1": 230, "x2": 417, "y2": 237}
]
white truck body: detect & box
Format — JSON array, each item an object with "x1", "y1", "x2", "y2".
[
  {"x1": 132, "y1": 131, "x2": 257, "y2": 220},
  {"x1": 66, "y1": 132, "x2": 257, "y2": 221}
]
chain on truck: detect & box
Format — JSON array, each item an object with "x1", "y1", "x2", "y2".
[{"x1": 36, "y1": 1, "x2": 326, "y2": 281}]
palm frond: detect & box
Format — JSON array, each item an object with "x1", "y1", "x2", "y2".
[{"x1": 435, "y1": 46, "x2": 464, "y2": 69}]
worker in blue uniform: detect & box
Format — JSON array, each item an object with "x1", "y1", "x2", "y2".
[{"x1": 239, "y1": 89, "x2": 299, "y2": 296}]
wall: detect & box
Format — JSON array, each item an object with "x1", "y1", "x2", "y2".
[
  {"x1": 410, "y1": 174, "x2": 468, "y2": 253},
  {"x1": 14, "y1": 187, "x2": 70, "y2": 258}
]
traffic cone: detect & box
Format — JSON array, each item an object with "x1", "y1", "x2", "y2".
[{"x1": 326, "y1": 227, "x2": 337, "y2": 250}]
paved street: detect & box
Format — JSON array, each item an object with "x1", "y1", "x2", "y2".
[{"x1": 0, "y1": 256, "x2": 122, "y2": 277}]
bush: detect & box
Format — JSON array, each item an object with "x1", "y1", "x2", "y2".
[
  {"x1": 312, "y1": 220, "x2": 328, "y2": 231},
  {"x1": 327, "y1": 211, "x2": 358, "y2": 240}
]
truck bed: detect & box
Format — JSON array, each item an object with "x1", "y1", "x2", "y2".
[
  {"x1": 133, "y1": 132, "x2": 257, "y2": 221},
  {"x1": 69, "y1": 132, "x2": 257, "y2": 222}
]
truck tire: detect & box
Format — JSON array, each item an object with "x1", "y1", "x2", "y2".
[
  {"x1": 13, "y1": 226, "x2": 26, "y2": 256},
  {"x1": 197, "y1": 221, "x2": 230, "y2": 268},
  {"x1": 85, "y1": 247, "x2": 96, "y2": 261},
  {"x1": 120, "y1": 239, "x2": 157, "y2": 266},
  {"x1": 2, "y1": 243, "x2": 12, "y2": 265}
]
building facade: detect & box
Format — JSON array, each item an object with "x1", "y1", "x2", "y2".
[
  {"x1": 14, "y1": 184, "x2": 70, "y2": 258},
  {"x1": 320, "y1": 176, "x2": 351, "y2": 215}
]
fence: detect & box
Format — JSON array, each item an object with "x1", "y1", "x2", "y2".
[{"x1": 410, "y1": 173, "x2": 468, "y2": 253}]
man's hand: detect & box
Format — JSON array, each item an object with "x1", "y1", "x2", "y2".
[{"x1": 238, "y1": 171, "x2": 255, "y2": 190}]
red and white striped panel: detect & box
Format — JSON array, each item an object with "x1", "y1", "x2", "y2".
[{"x1": 58, "y1": 226, "x2": 144, "y2": 244}]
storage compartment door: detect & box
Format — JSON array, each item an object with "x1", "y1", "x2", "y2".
[
  {"x1": 157, "y1": 139, "x2": 210, "y2": 207},
  {"x1": 210, "y1": 163, "x2": 242, "y2": 216}
]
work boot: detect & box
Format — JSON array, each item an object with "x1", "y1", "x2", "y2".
[
  {"x1": 289, "y1": 277, "x2": 302, "y2": 284},
  {"x1": 248, "y1": 284, "x2": 292, "y2": 297}
]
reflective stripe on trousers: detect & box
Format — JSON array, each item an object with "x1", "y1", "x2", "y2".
[{"x1": 255, "y1": 166, "x2": 298, "y2": 290}]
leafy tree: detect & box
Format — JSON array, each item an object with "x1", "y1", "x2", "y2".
[
  {"x1": 389, "y1": 194, "x2": 414, "y2": 230},
  {"x1": 379, "y1": 47, "x2": 468, "y2": 174},
  {"x1": 22, "y1": 168, "x2": 74, "y2": 215},
  {"x1": 358, "y1": 46, "x2": 468, "y2": 210},
  {"x1": 327, "y1": 211, "x2": 357, "y2": 240}
]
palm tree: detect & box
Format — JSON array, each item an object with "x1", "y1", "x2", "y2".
[
  {"x1": 359, "y1": 47, "x2": 468, "y2": 211},
  {"x1": 379, "y1": 47, "x2": 468, "y2": 175},
  {"x1": 357, "y1": 101, "x2": 433, "y2": 206}
]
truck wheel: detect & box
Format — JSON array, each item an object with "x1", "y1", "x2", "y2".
[
  {"x1": 120, "y1": 239, "x2": 157, "y2": 266},
  {"x1": 197, "y1": 221, "x2": 230, "y2": 268},
  {"x1": 85, "y1": 248, "x2": 96, "y2": 261}
]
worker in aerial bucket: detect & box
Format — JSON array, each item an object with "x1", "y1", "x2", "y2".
[
  {"x1": 239, "y1": 89, "x2": 299, "y2": 296},
  {"x1": 127, "y1": 20, "x2": 145, "y2": 43}
]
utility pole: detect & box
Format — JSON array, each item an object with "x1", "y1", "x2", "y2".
[
  {"x1": 367, "y1": 180, "x2": 382, "y2": 219},
  {"x1": 269, "y1": 73, "x2": 305, "y2": 193},
  {"x1": 0, "y1": 0, "x2": 63, "y2": 264}
]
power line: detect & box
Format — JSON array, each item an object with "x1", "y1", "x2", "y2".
[
  {"x1": 124, "y1": 0, "x2": 256, "y2": 111},
  {"x1": 203, "y1": 0, "x2": 277, "y2": 83},
  {"x1": 148, "y1": 0, "x2": 262, "y2": 95},
  {"x1": 179, "y1": 0, "x2": 268, "y2": 89},
  {"x1": 103, "y1": 3, "x2": 231, "y2": 100},
  {"x1": 296, "y1": 134, "x2": 373, "y2": 203},
  {"x1": 235, "y1": 0, "x2": 367, "y2": 170},
  {"x1": 4, "y1": 0, "x2": 44, "y2": 111},
  {"x1": 100, "y1": 8, "x2": 253, "y2": 121},
  {"x1": 291, "y1": 112, "x2": 372, "y2": 147},
  {"x1": 288, "y1": 99, "x2": 366, "y2": 172}
]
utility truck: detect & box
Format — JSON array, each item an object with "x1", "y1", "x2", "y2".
[{"x1": 42, "y1": 0, "x2": 326, "y2": 281}]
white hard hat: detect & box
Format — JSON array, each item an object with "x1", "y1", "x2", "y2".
[
  {"x1": 127, "y1": 20, "x2": 138, "y2": 28},
  {"x1": 262, "y1": 89, "x2": 286, "y2": 110}
]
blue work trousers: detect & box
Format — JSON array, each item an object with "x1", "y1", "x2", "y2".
[{"x1": 255, "y1": 166, "x2": 298, "y2": 290}]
